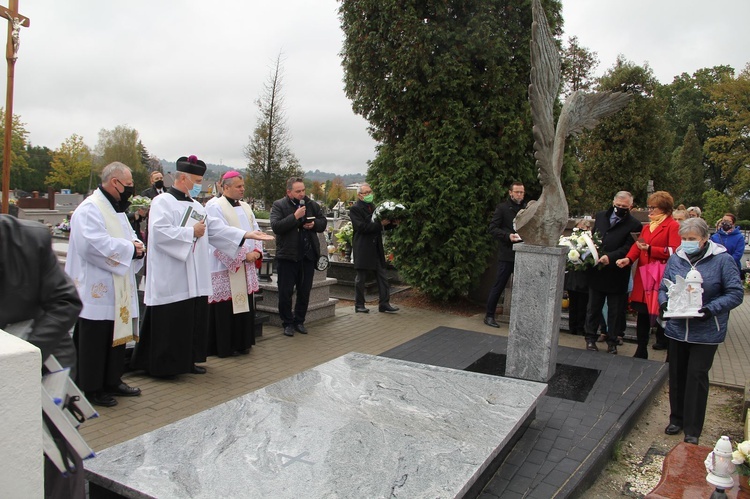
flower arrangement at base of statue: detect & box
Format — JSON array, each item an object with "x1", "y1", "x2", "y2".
[
  {"x1": 129, "y1": 195, "x2": 151, "y2": 213},
  {"x1": 335, "y1": 222, "x2": 354, "y2": 262},
  {"x1": 56, "y1": 218, "x2": 71, "y2": 233},
  {"x1": 558, "y1": 228, "x2": 602, "y2": 271},
  {"x1": 372, "y1": 200, "x2": 407, "y2": 223},
  {"x1": 732, "y1": 440, "x2": 750, "y2": 486}
]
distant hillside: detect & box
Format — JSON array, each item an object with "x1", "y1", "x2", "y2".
[
  {"x1": 158, "y1": 160, "x2": 365, "y2": 183},
  {"x1": 304, "y1": 170, "x2": 366, "y2": 183},
  {"x1": 158, "y1": 159, "x2": 238, "y2": 180}
]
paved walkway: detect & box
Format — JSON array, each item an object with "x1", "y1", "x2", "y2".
[{"x1": 80, "y1": 293, "x2": 749, "y2": 453}]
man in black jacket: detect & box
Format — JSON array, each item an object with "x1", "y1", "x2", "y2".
[
  {"x1": 484, "y1": 182, "x2": 526, "y2": 328},
  {"x1": 0, "y1": 215, "x2": 81, "y2": 370},
  {"x1": 584, "y1": 191, "x2": 642, "y2": 354},
  {"x1": 140, "y1": 171, "x2": 166, "y2": 199},
  {"x1": 0, "y1": 214, "x2": 84, "y2": 498},
  {"x1": 270, "y1": 177, "x2": 327, "y2": 337},
  {"x1": 349, "y1": 183, "x2": 399, "y2": 314}
]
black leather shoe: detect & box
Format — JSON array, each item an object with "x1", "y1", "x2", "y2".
[
  {"x1": 190, "y1": 365, "x2": 207, "y2": 374},
  {"x1": 295, "y1": 324, "x2": 308, "y2": 334},
  {"x1": 355, "y1": 306, "x2": 370, "y2": 313},
  {"x1": 664, "y1": 424, "x2": 682, "y2": 435},
  {"x1": 88, "y1": 392, "x2": 118, "y2": 407},
  {"x1": 652, "y1": 343, "x2": 668, "y2": 351},
  {"x1": 483, "y1": 316, "x2": 500, "y2": 328},
  {"x1": 283, "y1": 326, "x2": 294, "y2": 337},
  {"x1": 607, "y1": 345, "x2": 617, "y2": 355},
  {"x1": 106, "y1": 383, "x2": 141, "y2": 397},
  {"x1": 586, "y1": 341, "x2": 599, "y2": 352},
  {"x1": 684, "y1": 435, "x2": 699, "y2": 445},
  {"x1": 379, "y1": 304, "x2": 399, "y2": 313}
]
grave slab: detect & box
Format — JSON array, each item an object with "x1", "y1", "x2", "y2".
[{"x1": 85, "y1": 352, "x2": 546, "y2": 499}]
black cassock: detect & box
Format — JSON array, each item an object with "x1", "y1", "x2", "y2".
[
  {"x1": 207, "y1": 296, "x2": 255, "y2": 358},
  {"x1": 132, "y1": 297, "x2": 208, "y2": 376}
]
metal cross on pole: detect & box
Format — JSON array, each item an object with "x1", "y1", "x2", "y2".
[{"x1": 0, "y1": 0, "x2": 29, "y2": 214}]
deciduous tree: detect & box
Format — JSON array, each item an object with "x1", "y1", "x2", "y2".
[
  {"x1": 703, "y1": 65, "x2": 750, "y2": 196},
  {"x1": 95, "y1": 125, "x2": 149, "y2": 190},
  {"x1": 46, "y1": 134, "x2": 92, "y2": 193},
  {"x1": 339, "y1": 0, "x2": 562, "y2": 300},
  {"x1": 244, "y1": 54, "x2": 302, "y2": 206},
  {"x1": 577, "y1": 57, "x2": 673, "y2": 211},
  {"x1": 0, "y1": 108, "x2": 29, "y2": 192}
]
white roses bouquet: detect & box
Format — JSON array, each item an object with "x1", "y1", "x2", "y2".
[
  {"x1": 372, "y1": 200, "x2": 407, "y2": 223},
  {"x1": 129, "y1": 195, "x2": 151, "y2": 213},
  {"x1": 558, "y1": 228, "x2": 602, "y2": 271},
  {"x1": 732, "y1": 440, "x2": 750, "y2": 485}
]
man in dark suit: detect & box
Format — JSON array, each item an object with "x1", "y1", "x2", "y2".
[
  {"x1": 350, "y1": 183, "x2": 399, "y2": 314},
  {"x1": 484, "y1": 182, "x2": 526, "y2": 328},
  {"x1": 270, "y1": 177, "x2": 327, "y2": 337},
  {"x1": 140, "y1": 170, "x2": 166, "y2": 199},
  {"x1": 585, "y1": 191, "x2": 642, "y2": 354}
]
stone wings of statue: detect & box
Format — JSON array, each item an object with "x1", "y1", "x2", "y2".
[{"x1": 513, "y1": 0, "x2": 632, "y2": 246}]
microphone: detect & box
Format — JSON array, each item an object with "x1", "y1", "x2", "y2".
[{"x1": 300, "y1": 199, "x2": 305, "y2": 207}]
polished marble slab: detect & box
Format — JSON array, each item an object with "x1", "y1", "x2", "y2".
[{"x1": 85, "y1": 353, "x2": 546, "y2": 499}]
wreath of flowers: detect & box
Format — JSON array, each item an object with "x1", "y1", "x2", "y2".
[{"x1": 558, "y1": 228, "x2": 602, "y2": 271}]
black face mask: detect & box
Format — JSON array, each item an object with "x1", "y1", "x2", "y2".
[
  {"x1": 721, "y1": 222, "x2": 733, "y2": 232},
  {"x1": 154, "y1": 180, "x2": 164, "y2": 189},
  {"x1": 117, "y1": 180, "x2": 134, "y2": 201},
  {"x1": 613, "y1": 206, "x2": 629, "y2": 218}
]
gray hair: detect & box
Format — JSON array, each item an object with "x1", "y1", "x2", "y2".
[
  {"x1": 222, "y1": 175, "x2": 243, "y2": 188},
  {"x1": 687, "y1": 206, "x2": 702, "y2": 217},
  {"x1": 613, "y1": 191, "x2": 633, "y2": 203},
  {"x1": 357, "y1": 183, "x2": 371, "y2": 194},
  {"x1": 678, "y1": 217, "x2": 710, "y2": 239},
  {"x1": 175, "y1": 171, "x2": 189, "y2": 182},
  {"x1": 101, "y1": 162, "x2": 131, "y2": 182}
]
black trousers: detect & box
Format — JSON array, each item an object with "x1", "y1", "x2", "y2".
[
  {"x1": 73, "y1": 319, "x2": 125, "y2": 393},
  {"x1": 668, "y1": 340, "x2": 718, "y2": 437},
  {"x1": 567, "y1": 289, "x2": 589, "y2": 335},
  {"x1": 276, "y1": 258, "x2": 316, "y2": 327},
  {"x1": 486, "y1": 260, "x2": 514, "y2": 318},
  {"x1": 355, "y1": 261, "x2": 390, "y2": 307},
  {"x1": 585, "y1": 290, "x2": 627, "y2": 344},
  {"x1": 208, "y1": 297, "x2": 255, "y2": 357},
  {"x1": 634, "y1": 310, "x2": 666, "y2": 359}
]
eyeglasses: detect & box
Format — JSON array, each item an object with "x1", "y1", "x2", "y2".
[{"x1": 647, "y1": 206, "x2": 656, "y2": 211}]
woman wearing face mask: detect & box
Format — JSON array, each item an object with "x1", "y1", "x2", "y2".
[
  {"x1": 659, "y1": 217, "x2": 743, "y2": 445},
  {"x1": 616, "y1": 191, "x2": 681, "y2": 358},
  {"x1": 709, "y1": 213, "x2": 745, "y2": 271}
]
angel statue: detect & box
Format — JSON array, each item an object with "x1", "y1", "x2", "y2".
[{"x1": 514, "y1": 0, "x2": 632, "y2": 246}]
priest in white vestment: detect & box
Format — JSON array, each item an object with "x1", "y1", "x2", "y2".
[
  {"x1": 206, "y1": 171, "x2": 264, "y2": 357},
  {"x1": 132, "y1": 155, "x2": 273, "y2": 377},
  {"x1": 66, "y1": 162, "x2": 144, "y2": 407}
]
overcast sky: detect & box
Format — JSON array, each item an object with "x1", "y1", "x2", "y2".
[{"x1": 10, "y1": 0, "x2": 750, "y2": 175}]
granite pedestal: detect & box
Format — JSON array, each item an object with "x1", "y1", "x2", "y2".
[
  {"x1": 505, "y1": 244, "x2": 567, "y2": 382},
  {"x1": 85, "y1": 353, "x2": 546, "y2": 499}
]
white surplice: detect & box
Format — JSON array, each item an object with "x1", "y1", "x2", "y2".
[
  {"x1": 144, "y1": 191, "x2": 246, "y2": 306},
  {"x1": 65, "y1": 189, "x2": 143, "y2": 322},
  {"x1": 205, "y1": 198, "x2": 263, "y2": 304}
]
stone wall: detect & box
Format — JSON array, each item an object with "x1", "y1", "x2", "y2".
[{"x1": 0, "y1": 330, "x2": 43, "y2": 497}]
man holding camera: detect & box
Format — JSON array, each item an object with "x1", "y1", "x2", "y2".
[{"x1": 270, "y1": 177, "x2": 327, "y2": 337}]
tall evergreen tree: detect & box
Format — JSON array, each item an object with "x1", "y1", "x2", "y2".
[
  {"x1": 244, "y1": 54, "x2": 302, "y2": 207},
  {"x1": 670, "y1": 125, "x2": 705, "y2": 206},
  {"x1": 21, "y1": 144, "x2": 53, "y2": 192},
  {"x1": 339, "y1": 0, "x2": 562, "y2": 300},
  {"x1": 577, "y1": 57, "x2": 673, "y2": 211}
]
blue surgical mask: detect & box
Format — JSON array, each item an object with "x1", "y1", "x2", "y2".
[
  {"x1": 189, "y1": 182, "x2": 202, "y2": 198},
  {"x1": 681, "y1": 240, "x2": 701, "y2": 255}
]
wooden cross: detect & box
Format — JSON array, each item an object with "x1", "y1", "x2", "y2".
[{"x1": 0, "y1": 0, "x2": 29, "y2": 214}]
